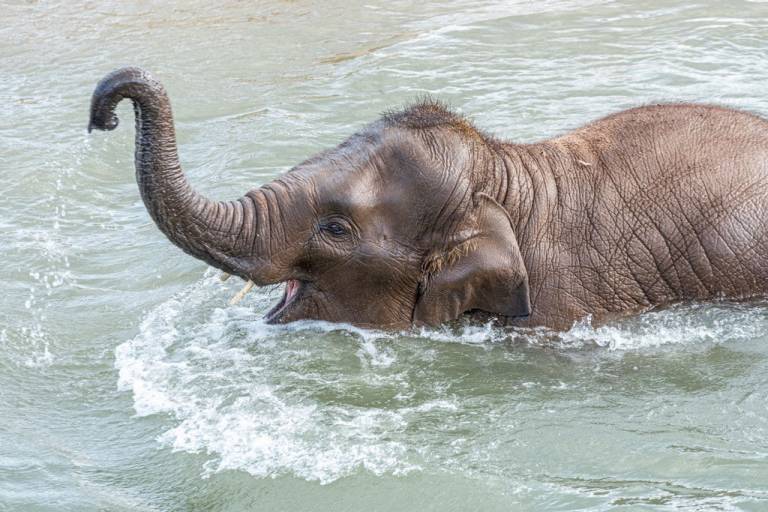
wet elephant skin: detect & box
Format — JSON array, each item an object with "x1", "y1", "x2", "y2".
[{"x1": 89, "y1": 67, "x2": 768, "y2": 330}]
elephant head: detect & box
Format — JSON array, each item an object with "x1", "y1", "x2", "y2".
[{"x1": 89, "y1": 68, "x2": 530, "y2": 329}]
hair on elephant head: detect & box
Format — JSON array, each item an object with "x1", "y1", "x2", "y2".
[{"x1": 89, "y1": 68, "x2": 531, "y2": 329}]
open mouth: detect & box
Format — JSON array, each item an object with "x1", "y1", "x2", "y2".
[{"x1": 265, "y1": 279, "x2": 304, "y2": 322}]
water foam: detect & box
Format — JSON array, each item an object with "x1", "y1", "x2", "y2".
[
  {"x1": 557, "y1": 301, "x2": 768, "y2": 351},
  {"x1": 115, "y1": 274, "x2": 768, "y2": 484},
  {"x1": 115, "y1": 276, "x2": 419, "y2": 484}
]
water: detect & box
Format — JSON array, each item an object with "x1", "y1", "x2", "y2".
[{"x1": 2, "y1": 1, "x2": 768, "y2": 510}]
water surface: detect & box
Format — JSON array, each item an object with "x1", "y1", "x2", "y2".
[{"x1": 2, "y1": 1, "x2": 768, "y2": 510}]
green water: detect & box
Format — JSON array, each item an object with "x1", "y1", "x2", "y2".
[{"x1": 2, "y1": 1, "x2": 768, "y2": 510}]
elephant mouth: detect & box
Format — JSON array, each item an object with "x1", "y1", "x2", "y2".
[{"x1": 265, "y1": 279, "x2": 304, "y2": 323}]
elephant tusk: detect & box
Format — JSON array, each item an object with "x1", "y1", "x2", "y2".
[
  {"x1": 229, "y1": 280, "x2": 254, "y2": 306},
  {"x1": 220, "y1": 272, "x2": 231, "y2": 282}
]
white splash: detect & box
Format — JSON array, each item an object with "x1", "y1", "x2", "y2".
[
  {"x1": 115, "y1": 274, "x2": 768, "y2": 484},
  {"x1": 558, "y1": 302, "x2": 768, "y2": 351},
  {"x1": 114, "y1": 276, "x2": 419, "y2": 484}
]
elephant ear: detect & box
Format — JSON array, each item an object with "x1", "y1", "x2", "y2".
[{"x1": 413, "y1": 193, "x2": 530, "y2": 326}]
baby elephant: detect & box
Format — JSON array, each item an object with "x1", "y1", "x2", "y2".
[{"x1": 89, "y1": 68, "x2": 768, "y2": 330}]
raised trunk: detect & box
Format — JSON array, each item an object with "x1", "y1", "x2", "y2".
[{"x1": 88, "y1": 67, "x2": 264, "y2": 279}]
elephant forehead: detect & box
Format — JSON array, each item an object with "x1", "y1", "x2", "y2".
[
  {"x1": 312, "y1": 155, "x2": 460, "y2": 226},
  {"x1": 298, "y1": 129, "x2": 471, "y2": 241},
  {"x1": 311, "y1": 171, "x2": 413, "y2": 227}
]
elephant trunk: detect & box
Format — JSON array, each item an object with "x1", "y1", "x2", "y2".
[{"x1": 88, "y1": 67, "x2": 271, "y2": 280}]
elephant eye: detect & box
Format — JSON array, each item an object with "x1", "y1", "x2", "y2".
[{"x1": 321, "y1": 221, "x2": 348, "y2": 237}]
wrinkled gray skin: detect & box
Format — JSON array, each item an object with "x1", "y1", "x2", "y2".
[{"x1": 89, "y1": 67, "x2": 768, "y2": 330}]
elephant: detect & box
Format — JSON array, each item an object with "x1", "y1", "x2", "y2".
[{"x1": 88, "y1": 67, "x2": 768, "y2": 331}]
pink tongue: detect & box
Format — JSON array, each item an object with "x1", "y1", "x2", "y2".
[{"x1": 285, "y1": 280, "x2": 299, "y2": 301}]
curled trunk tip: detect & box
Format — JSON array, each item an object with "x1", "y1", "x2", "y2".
[{"x1": 88, "y1": 67, "x2": 164, "y2": 133}]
